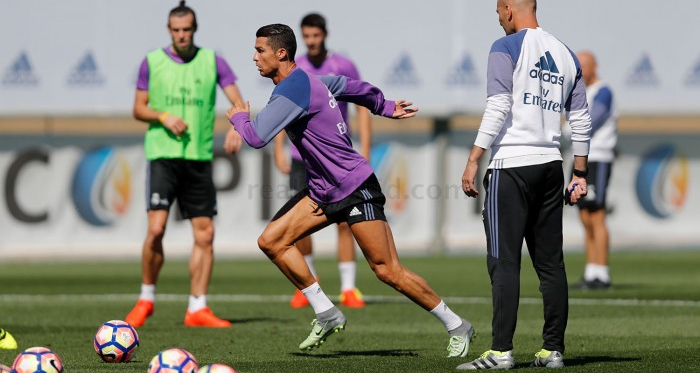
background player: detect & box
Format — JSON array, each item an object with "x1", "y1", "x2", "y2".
[
  {"x1": 573, "y1": 50, "x2": 617, "y2": 290},
  {"x1": 273, "y1": 12, "x2": 372, "y2": 309},
  {"x1": 125, "y1": 0, "x2": 243, "y2": 328}
]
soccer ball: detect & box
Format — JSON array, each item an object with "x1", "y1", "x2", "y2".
[
  {"x1": 147, "y1": 348, "x2": 198, "y2": 373},
  {"x1": 197, "y1": 364, "x2": 237, "y2": 373},
  {"x1": 93, "y1": 320, "x2": 139, "y2": 363},
  {"x1": 11, "y1": 347, "x2": 64, "y2": 373}
]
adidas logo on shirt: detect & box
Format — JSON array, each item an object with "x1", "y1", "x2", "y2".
[
  {"x1": 535, "y1": 51, "x2": 559, "y2": 73},
  {"x1": 349, "y1": 207, "x2": 363, "y2": 217},
  {"x1": 529, "y1": 51, "x2": 564, "y2": 85}
]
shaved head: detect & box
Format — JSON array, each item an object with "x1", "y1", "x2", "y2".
[
  {"x1": 577, "y1": 50, "x2": 598, "y2": 86},
  {"x1": 509, "y1": 0, "x2": 536, "y2": 12},
  {"x1": 496, "y1": 0, "x2": 538, "y2": 35},
  {"x1": 577, "y1": 51, "x2": 597, "y2": 67}
]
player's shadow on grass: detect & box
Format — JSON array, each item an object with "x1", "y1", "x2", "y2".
[
  {"x1": 290, "y1": 349, "x2": 419, "y2": 358},
  {"x1": 565, "y1": 355, "x2": 641, "y2": 366},
  {"x1": 513, "y1": 355, "x2": 640, "y2": 368},
  {"x1": 569, "y1": 282, "x2": 646, "y2": 292}
]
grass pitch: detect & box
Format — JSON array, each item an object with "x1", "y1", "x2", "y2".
[{"x1": 1, "y1": 251, "x2": 699, "y2": 372}]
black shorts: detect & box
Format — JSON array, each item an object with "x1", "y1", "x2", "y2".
[
  {"x1": 317, "y1": 174, "x2": 387, "y2": 225},
  {"x1": 147, "y1": 159, "x2": 217, "y2": 218},
  {"x1": 289, "y1": 158, "x2": 307, "y2": 195},
  {"x1": 272, "y1": 174, "x2": 386, "y2": 226},
  {"x1": 576, "y1": 161, "x2": 612, "y2": 211}
]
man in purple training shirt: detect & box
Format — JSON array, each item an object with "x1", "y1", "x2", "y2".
[
  {"x1": 226, "y1": 23, "x2": 475, "y2": 356},
  {"x1": 273, "y1": 13, "x2": 372, "y2": 309}
]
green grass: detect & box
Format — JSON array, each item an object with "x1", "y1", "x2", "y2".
[{"x1": 1, "y1": 251, "x2": 699, "y2": 372}]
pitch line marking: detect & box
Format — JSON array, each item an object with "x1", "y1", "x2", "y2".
[{"x1": 0, "y1": 294, "x2": 699, "y2": 308}]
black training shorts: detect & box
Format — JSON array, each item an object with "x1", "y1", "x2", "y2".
[
  {"x1": 146, "y1": 158, "x2": 217, "y2": 218},
  {"x1": 317, "y1": 174, "x2": 387, "y2": 225},
  {"x1": 576, "y1": 161, "x2": 612, "y2": 211},
  {"x1": 272, "y1": 173, "x2": 386, "y2": 226},
  {"x1": 289, "y1": 158, "x2": 307, "y2": 195}
]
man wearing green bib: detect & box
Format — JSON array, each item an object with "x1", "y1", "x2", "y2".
[{"x1": 126, "y1": 1, "x2": 242, "y2": 328}]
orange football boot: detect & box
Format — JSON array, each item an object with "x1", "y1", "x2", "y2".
[
  {"x1": 290, "y1": 289, "x2": 310, "y2": 308},
  {"x1": 184, "y1": 307, "x2": 231, "y2": 328},
  {"x1": 339, "y1": 288, "x2": 366, "y2": 308},
  {"x1": 125, "y1": 299, "x2": 154, "y2": 328}
]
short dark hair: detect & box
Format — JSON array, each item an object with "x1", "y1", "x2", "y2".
[
  {"x1": 168, "y1": 0, "x2": 198, "y2": 31},
  {"x1": 256, "y1": 24, "x2": 297, "y2": 61},
  {"x1": 300, "y1": 13, "x2": 327, "y2": 34}
]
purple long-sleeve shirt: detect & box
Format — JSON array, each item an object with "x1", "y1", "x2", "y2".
[
  {"x1": 136, "y1": 47, "x2": 237, "y2": 90},
  {"x1": 230, "y1": 67, "x2": 395, "y2": 203},
  {"x1": 293, "y1": 52, "x2": 363, "y2": 160}
]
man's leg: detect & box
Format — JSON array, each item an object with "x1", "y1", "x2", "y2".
[
  {"x1": 125, "y1": 210, "x2": 168, "y2": 327},
  {"x1": 189, "y1": 216, "x2": 214, "y2": 296},
  {"x1": 258, "y1": 194, "x2": 345, "y2": 350},
  {"x1": 182, "y1": 216, "x2": 230, "y2": 327},
  {"x1": 581, "y1": 209, "x2": 611, "y2": 285},
  {"x1": 289, "y1": 235, "x2": 315, "y2": 308},
  {"x1": 337, "y1": 222, "x2": 365, "y2": 307},
  {"x1": 351, "y1": 220, "x2": 474, "y2": 357},
  {"x1": 482, "y1": 168, "x2": 530, "y2": 354},
  {"x1": 580, "y1": 209, "x2": 595, "y2": 264},
  {"x1": 142, "y1": 210, "x2": 168, "y2": 287},
  {"x1": 578, "y1": 161, "x2": 612, "y2": 288},
  {"x1": 296, "y1": 236, "x2": 315, "y2": 273},
  {"x1": 525, "y1": 162, "x2": 567, "y2": 354},
  {"x1": 590, "y1": 162, "x2": 612, "y2": 280},
  {"x1": 287, "y1": 160, "x2": 317, "y2": 308},
  {"x1": 351, "y1": 220, "x2": 440, "y2": 309},
  {"x1": 458, "y1": 167, "x2": 541, "y2": 370},
  {"x1": 258, "y1": 195, "x2": 332, "y2": 289},
  {"x1": 588, "y1": 209, "x2": 610, "y2": 266}
]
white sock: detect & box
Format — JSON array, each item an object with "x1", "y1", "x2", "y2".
[
  {"x1": 188, "y1": 295, "x2": 207, "y2": 313},
  {"x1": 596, "y1": 265, "x2": 611, "y2": 283},
  {"x1": 139, "y1": 284, "x2": 156, "y2": 302},
  {"x1": 430, "y1": 300, "x2": 463, "y2": 332},
  {"x1": 301, "y1": 282, "x2": 334, "y2": 314},
  {"x1": 586, "y1": 264, "x2": 610, "y2": 282},
  {"x1": 304, "y1": 255, "x2": 318, "y2": 278},
  {"x1": 584, "y1": 264, "x2": 597, "y2": 281},
  {"x1": 338, "y1": 261, "x2": 356, "y2": 292}
]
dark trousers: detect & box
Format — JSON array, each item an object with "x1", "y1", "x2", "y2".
[{"x1": 482, "y1": 161, "x2": 568, "y2": 353}]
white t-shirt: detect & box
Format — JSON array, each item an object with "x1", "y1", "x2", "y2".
[{"x1": 586, "y1": 80, "x2": 617, "y2": 163}]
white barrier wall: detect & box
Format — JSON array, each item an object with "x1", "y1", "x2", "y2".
[
  {"x1": 0, "y1": 143, "x2": 438, "y2": 259},
  {"x1": 1, "y1": 139, "x2": 698, "y2": 259},
  {"x1": 1, "y1": 0, "x2": 700, "y2": 116},
  {"x1": 444, "y1": 144, "x2": 700, "y2": 253}
]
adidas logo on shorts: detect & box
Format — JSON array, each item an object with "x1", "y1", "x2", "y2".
[{"x1": 349, "y1": 207, "x2": 362, "y2": 217}]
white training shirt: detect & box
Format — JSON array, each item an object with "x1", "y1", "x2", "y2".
[
  {"x1": 586, "y1": 80, "x2": 617, "y2": 163},
  {"x1": 475, "y1": 27, "x2": 592, "y2": 169}
]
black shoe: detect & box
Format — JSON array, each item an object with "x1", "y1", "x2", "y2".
[{"x1": 572, "y1": 278, "x2": 611, "y2": 290}]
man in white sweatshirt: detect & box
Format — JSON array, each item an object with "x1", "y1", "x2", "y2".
[{"x1": 458, "y1": 0, "x2": 591, "y2": 370}]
